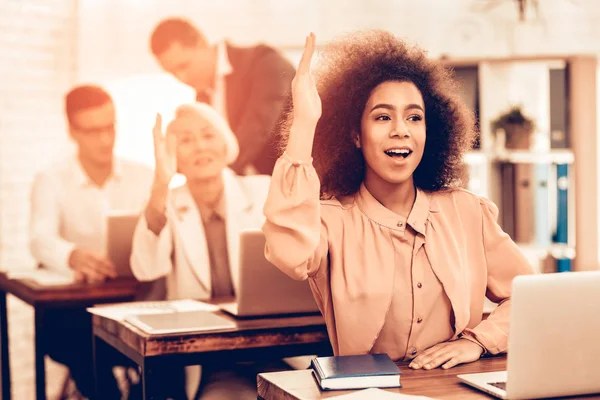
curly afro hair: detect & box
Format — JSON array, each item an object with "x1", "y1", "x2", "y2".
[{"x1": 277, "y1": 30, "x2": 476, "y2": 198}]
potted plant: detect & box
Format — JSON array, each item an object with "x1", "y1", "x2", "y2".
[{"x1": 491, "y1": 106, "x2": 536, "y2": 150}]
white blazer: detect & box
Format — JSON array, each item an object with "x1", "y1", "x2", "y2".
[{"x1": 130, "y1": 168, "x2": 270, "y2": 300}]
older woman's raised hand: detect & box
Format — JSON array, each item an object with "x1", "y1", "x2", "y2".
[
  {"x1": 152, "y1": 113, "x2": 177, "y2": 186},
  {"x1": 291, "y1": 33, "x2": 322, "y2": 130}
]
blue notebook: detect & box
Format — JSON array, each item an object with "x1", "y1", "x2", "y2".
[
  {"x1": 554, "y1": 164, "x2": 571, "y2": 272},
  {"x1": 311, "y1": 353, "x2": 402, "y2": 391}
]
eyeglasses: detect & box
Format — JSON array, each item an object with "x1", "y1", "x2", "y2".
[{"x1": 71, "y1": 123, "x2": 116, "y2": 135}]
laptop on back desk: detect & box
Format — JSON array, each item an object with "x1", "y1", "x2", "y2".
[{"x1": 219, "y1": 229, "x2": 320, "y2": 317}]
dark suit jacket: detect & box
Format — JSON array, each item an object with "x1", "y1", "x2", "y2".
[{"x1": 197, "y1": 43, "x2": 295, "y2": 175}]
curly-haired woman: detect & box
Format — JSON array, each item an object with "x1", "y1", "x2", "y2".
[{"x1": 262, "y1": 31, "x2": 533, "y2": 370}]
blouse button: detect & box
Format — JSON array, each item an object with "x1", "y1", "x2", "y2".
[
  {"x1": 397, "y1": 221, "x2": 403, "y2": 227},
  {"x1": 417, "y1": 317, "x2": 423, "y2": 323},
  {"x1": 411, "y1": 348, "x2": 417, "y2": 356},
  {"x1": 416, "y1": 282, "x2": 423, "y2": 289}
]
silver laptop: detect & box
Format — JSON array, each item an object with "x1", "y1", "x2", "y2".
[
  {"x1": 219, "y1": 229, "x2": 320, "y2": 317},
  {"x1": 106, "y1": 211, "x2": 140, "y2": 278},
  {"x1": 458, "y1": 271, "x2": 600, "y2": 399}
]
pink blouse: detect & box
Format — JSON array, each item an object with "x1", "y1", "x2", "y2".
[{"x1": 262, "y1": 155, "x2": 534, "y2": 359}]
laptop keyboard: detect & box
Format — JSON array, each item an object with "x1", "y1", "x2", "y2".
[{"x1": 488, "y1": 381, "x2": 507, "y2": 391}]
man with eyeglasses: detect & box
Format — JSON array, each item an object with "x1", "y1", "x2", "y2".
[{"x1": 29, "y1": 84, "x2": 153, "y2": 398}]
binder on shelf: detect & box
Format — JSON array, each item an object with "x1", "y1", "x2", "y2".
[
  {"x1": 534, "y1": 163, "x2": 551, "y2": 247},
  {"x1": 500, "y1": 163, "x2": 516, "y2": 239},
  {"x1": 553, "y1": 164, "x2": 571, "y2": 272},
  {"x1": 549, "y1": 67, "x2": 569, "y2": 149},
  {"x1": 513, "y1": 163, "x2": 535, "y2": 244}
]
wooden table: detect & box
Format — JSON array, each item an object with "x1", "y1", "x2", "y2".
[
  {"x1": 257, "y1": 355, "x2": 600, "y2": 399},
  {"x1": 92, "y1": 306, "x2": 331, "y2": 400},
  {"x1": 0, "y1": 272, "x2": 139, "y2": 400}
]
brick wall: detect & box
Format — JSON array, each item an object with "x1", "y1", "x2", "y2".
[{"x1": 0, "y1": 0, "x2": 77, "y2": 398}]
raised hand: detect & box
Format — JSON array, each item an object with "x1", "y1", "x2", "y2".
[
  {"x1": 291, "y1": 33, "x2": 322, "y2": 129},
  {"x1": 152, "y1": 113, "x2": 177, "y2": 186}
]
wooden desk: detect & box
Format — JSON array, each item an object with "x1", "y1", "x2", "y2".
[
  {"x1": 257, "y1": 355, "x2": 600, "y2": 399},
  {"x1": 92, "y1": 307, "x2": 331, "y2": 400},
  {"x1": 0, "y1": 272, "x2": 139, "y2": 400}
]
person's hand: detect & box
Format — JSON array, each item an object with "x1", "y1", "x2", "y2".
[
  {"x1": 291, "y1": 32, "x2": 322, "y2": 130},
  {"x1": 68, "y1": 248, "x2": 117, "y2": 283},
  {"x1": 152, "y1": 113, "x2": 177, "y2": 186},
  {"x1": 408, "y1": 339, "x2": 484, "y2": 370}
]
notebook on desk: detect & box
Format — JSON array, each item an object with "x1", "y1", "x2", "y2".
[
  {"x1": 87, "y1": 299, "x2": 219, "y2": 322},
  {"x1": 7, "y1": 268, "x2": 76, "y2": 286},
  {"x1": 331, "y1": 388, "x2": 433, "y2": 399},
  {"x1": 124, "y1": 310, "x2": 236, "y2": 335},
  {"x1": 311, "y1": 354, "x2": 402, "y2": 391}
]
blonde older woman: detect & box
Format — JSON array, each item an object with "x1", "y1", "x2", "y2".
[{"x1": 130, "y1": 102, "x2": 272, "y2": 399}]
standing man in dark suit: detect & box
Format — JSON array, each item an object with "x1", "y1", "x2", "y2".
[{"x1": 149, "y1": 18, "x2": 295, "y2": 175}]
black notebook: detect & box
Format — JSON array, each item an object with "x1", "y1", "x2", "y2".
[{"x1": 311, "y1": 354, "x2": 402, "y2": 391}]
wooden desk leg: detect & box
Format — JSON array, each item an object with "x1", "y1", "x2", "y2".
[
  {"x1": 92, "y1": 334, "x2": 113, "y2": 400},
  {"x1": 93, "y1": 334, "x2": 138, "y2": 400},
  {"x1": 92, "y1": 333, "x2": 100, "y2": 400},
  {"x1": 141, "y1": 357, "x2": 164, "y2": 400},
  {"x1": 0, "y1": 291, "x2": 10, "y2": 400},
  {"x1": 33, "y1": 309, "x2": 46, "y2": 400}
]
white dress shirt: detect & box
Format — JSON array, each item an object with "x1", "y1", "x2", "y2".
[
  {"x1": 198, "y1": 42, "x2": 233, "y2": 121},
  {"x1": 29, "y1": 156, "x2": 154, "y2": 272},
  {"x1": 212, "y1": 42, "x2": 233, "y2": 120}
]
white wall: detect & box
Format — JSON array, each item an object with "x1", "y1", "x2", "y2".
[
  {"x1": 76, "y1": 0, "x2": 600, "y2": 84},
  {"x1": 106, "y1": 74, "x2": 195, "y2": 168}
]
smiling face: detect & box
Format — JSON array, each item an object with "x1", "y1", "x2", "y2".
[
  {"x1": 359, "y1": 80, "x2": 426, "y2": 189},
  {"x1": 168, "y1": 111, "x2": 228, "y2": 181}
]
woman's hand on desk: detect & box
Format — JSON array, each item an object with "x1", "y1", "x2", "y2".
[
  {"x1": 68, "y1": 248, "x2": 117, "y2": 283},
  {"x1": 408, "y1": 339, "x2": 484, "y2": 370}
]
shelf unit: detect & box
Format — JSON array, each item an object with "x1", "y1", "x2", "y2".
[{"x1": 445, "y1": 55, "x2": 599, "y2": 272}]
